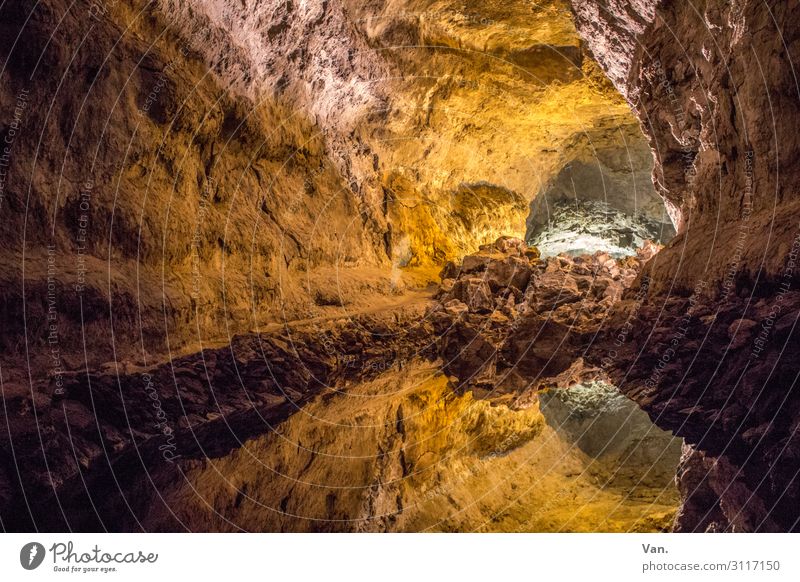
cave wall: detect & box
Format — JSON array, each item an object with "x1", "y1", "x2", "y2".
[
  {"x1": 0, "y1": 0, "x2": 664, "y2": 369},
  {"x1": 363, "y1": 0, "x2": 644, "y2": 264},
  {"x1": 0, "y1": 0, "x2": 395, "y2": 372},
  {"x1": 0, "y1": 0, "x2": 708, "y2": 533},
  {"x1": 567, "y1": 0, "x2": 800, "y2": 531},
  {"x1": 571, "y1": 0, "x2": 800, "y2": 292}
]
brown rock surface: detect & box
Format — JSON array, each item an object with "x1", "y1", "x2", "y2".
[
  {"x1": 430, "y1": 237, "x2": 649, "y2": 398},
  {"x1": 3, "y1": 0, "x2": 799, "y2": 534},
  {"x1": 567, "y1": 0, "x2": 800, "y2": 531}
]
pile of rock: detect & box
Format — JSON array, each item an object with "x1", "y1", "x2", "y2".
[
  {"x1": 429, "y1": 236, "x2": 657, "y2": 401},
  {"x1": 435, "y1": 236, "x2": 656, "y2": 326}
]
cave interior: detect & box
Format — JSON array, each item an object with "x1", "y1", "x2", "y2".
[{"x1": 0, "y1": 0, "x2": 799, "y2": 533}]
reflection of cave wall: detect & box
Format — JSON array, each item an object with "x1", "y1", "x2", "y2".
[
  {"x1": 79, "y1": 363, "x2": 676, "y2": 532},
  {"x1": 526, "y1": 123, "x2": 676, "y2": 250}
]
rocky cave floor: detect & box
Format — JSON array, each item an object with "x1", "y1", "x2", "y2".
[{"x1": 2, "y1": 236, "x2": 686, "y2": 532}]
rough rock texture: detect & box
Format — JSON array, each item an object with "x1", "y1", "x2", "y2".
[
  {"x1": 0, "y1": 0, "x2": 395, "y2": 371},
  {"x1": 566, "y1": 0, "x2": 800, "y2": 530},
  {"x1": 6, "y1": 0, "x2": 797, "y2": 534},
  {"x1": 104, "y1": 362, "x2": 677, "y2": 532},
  {"x1": 2, "y1": 227, "x2": 683, "y2": 532},
  {"x1": 528, "y1": 199, "x2": 673, "y2": 257},
  {"x1": 1, "y1": 0, "x2": 681, "y2": 531},
  {"x1": 429, "y1": 236, "x2": 658, "y2": 401},
  {"x1": 570, "y1": 0, "x2": 800, "y2": 289},
  {"x1": 593, "y1": 285, "x2": 800, "y2": 531},
  {"x1": 526, "y1": 123, "x2": 676, "y2": 247},
  {"x1": 2, "y1": 301, "x2": 436, "y2": 530},
  {"x1": 367, "y1": 0, "x2": 646, "y2": 264},
  {"x1": 0, "y1": 0, "x2": 664, "y2": 364},
  {"x1": 672, "y1": 443, "x2": 780, "y2": 533}
]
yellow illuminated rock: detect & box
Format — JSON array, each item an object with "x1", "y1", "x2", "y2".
[
  {"x1": 140, "y1": 363, "x2": 678, "y2": 532},
  {"x1": 355, "y1": 0, "x2": 647, "y2": 263}
]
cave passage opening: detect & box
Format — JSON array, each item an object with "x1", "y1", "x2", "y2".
[
  {"x1": 513, "y1": 131, "x2": 684, "y2": 523},
  {"x1": 473, "y1": 79, "x2": 684, "y2": 524},
  {"x1": 380, "y1": 0, "x2": 691, "y2": 530},
  {"x1": 523, "y1": 135, "x2": 677, "y2": 258}
]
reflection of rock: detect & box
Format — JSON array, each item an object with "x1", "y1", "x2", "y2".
[
  {"x1": 674, "y1": 444, "x2": 781, "y2": 532},
  {"x1": 2, "y1": 304, "x2": 437, "y2": 531},
  {"x1": 540, "y1": 380, "x2": 681, "y2": 488},
  {"x1": 596, "y1": 288, "x2": 800, "y2": 532},
  {"x1": 105, "y1": 362, "x2": 678, "y2": 532},
  {"x1": 429, "y1": 238, "x2": 682, "y2": 528}
]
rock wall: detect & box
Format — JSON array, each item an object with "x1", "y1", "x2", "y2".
[
  {"x1": 368, "y1": 0, "x2": 648, "y2": 264},
  {"x1": 567, "y1": 0, "x2": 800, "y2": 531},
  {"x1": 570, "y1": 0, "x2": 800, "y2": 291},
  {"x1": 0, "y1": 0, "x2": 661, "y2": 370},
  {"x1": 0, "y1": 0, "x2": 392, "y2": 373}
]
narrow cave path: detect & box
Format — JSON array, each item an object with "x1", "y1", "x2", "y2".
[{"x1": 258, "y1": 285, "x2": 437, "y2": 335}]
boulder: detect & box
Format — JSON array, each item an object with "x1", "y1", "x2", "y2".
[
  {"x1": 485, "y1": 256, "x2": 532, "y2": 292},
  {"x1": 524, "y1": 246, "x2": 541, "y2": 261},
  {"x1": 439, "y1": 260, "x2": 460, "y2": 280},
  {"x1": 443, "y1": 299, "x2": 469, "y2": 317},
  {"x1": 526, "y1": 270, "x2": 582, "y2": 309},
  {"x1": 493, "y1": 236, "x2": 527, "y2": 255},
  {"x1": 451, "y1": 277, "x2": 494, "y2": 313},
  {"x1": 461, "y1": 254, "x2": 492, "y2": 273}
]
